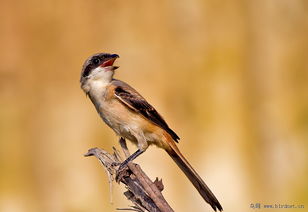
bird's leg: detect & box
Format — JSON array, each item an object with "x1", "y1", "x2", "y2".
[
  {"x1": 119, "y1": 137, "x2": 130, "y2": 157},
  {"x1": 118, "y1": 137, "x2": 147, "y2": 169},
  {"x1": 118, "y1": 149, "x2": 145, "y2": 170},
  {"x1": 116, "y1": 149, "x2": 145, "y2": 182},
  {"x1": 116, "y1": 137, "x2": 146, "y2": 182}
]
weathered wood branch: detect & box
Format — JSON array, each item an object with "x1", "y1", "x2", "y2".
[{"x1": 84, "y1": 138, "x2": 174, "y2": 212}]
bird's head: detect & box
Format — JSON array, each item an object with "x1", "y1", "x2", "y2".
[{"x1": 80, "y1": 53, "x2": 119, "y2": 89}]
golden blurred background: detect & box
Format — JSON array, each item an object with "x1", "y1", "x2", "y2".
[{"x1": 1, "y1": 0, "x2": 307, "y2": 211}]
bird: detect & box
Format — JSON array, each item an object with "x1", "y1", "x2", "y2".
[{"x1": 80, "y1": 52, "x2": 223, "y2": 211}]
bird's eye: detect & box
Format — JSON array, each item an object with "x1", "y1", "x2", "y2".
[{"x1": 92, "y1": 58, "x2": 100, "y2": 65}]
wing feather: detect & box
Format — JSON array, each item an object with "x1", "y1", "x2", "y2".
[{"x1": 113, "y1": 81, "x2": 179, "y2": 142}]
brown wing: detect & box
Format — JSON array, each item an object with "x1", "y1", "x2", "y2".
[{"x1": 113, "y1": 80, "x2": 179, "y2": 142}]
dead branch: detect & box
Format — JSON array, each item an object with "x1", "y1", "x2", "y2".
[{"x1": 84, "y1": 138, "x2": 174, "y2": 212}]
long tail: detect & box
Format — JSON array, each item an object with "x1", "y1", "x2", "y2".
[{"x1": 165, "y1": 143, "x2": 223, "y2": 211}]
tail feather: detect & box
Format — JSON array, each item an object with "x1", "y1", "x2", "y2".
[{"x1": 166, "y1": 145, "x2": 223, "y2": 211}]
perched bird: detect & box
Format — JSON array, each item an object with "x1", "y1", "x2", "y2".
[{"x1": 80, "y1": 53, "x2": 223, "y2": 211}]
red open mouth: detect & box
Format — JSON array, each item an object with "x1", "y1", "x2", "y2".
[{"x1": 101, "y1": 58, "x2": 117, "y2": 67}]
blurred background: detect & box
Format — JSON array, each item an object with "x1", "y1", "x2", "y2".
[{"x1": 1, "y1": 0, "x2": 307, "y2": 211}]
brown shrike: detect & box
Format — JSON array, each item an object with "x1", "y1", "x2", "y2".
[{"x1": 80, "y1": 53, "x2": 223, "y2": 211}]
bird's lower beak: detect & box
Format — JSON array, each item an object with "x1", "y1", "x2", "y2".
[{"x1": 101, "y1": 54, "x2": 119, "y2": 67}]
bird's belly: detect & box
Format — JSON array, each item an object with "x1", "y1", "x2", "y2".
[
  {"x1": 98, "y1": 100, "x2": 166, "y2": 148},
  {"x1": 98, "y1": 101, "x2": 143, "y2": 142}
]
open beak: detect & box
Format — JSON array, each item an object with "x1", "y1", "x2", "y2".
[{"x1": 101, "y1": 54, "x2": 119, "y2": 67}]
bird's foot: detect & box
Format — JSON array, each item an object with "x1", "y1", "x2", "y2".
[{"x1": 115, "y1": 162, "x2": 129, "y2": 183}]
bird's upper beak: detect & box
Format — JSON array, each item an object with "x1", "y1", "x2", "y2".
[{"x1": 101, "y1": 54, "x2": 119, "y2": 67}]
